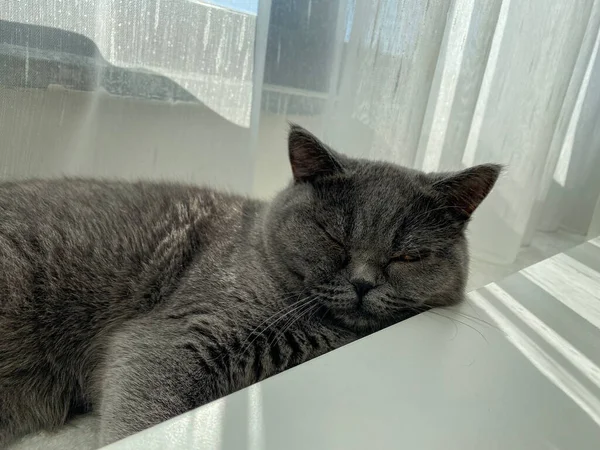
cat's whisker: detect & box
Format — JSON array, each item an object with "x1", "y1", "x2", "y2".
[
  {"x1": 241, "y1": 289, "x2": 309, "y2": 338},
  {"x1": 175, "y1": 289, "x2": 306, "y2": 328},
  {"x1": 427, "y1": 310, "x2": 489, "y2": 344},
  {"x1": 306, "y1": 303, "x2": 323, "y2": 323},
  {"x1": 423, "y1": 309, "x2": 459, "y2": 339},
  {"x1": 233, "y1": 295, "x2": 317, "y2": 363},
  {"x1": 462, "y1": 297, "x2": 497, "y2": 328},
  {"x1": 234, "y1": 302, "x2": 314, "y2": 363},
  {"x1": 191, "y1": 288, "x2": 308, "y2": 322},
  {"x1": 451, "y1": 310, "x2": 500, "y2": 331},
  {"x1": 265, "y1": 297, "x2": 318, "y2": 341},
  {"x1": 204, "y1": 291, "x2": 312, "y2": 364},
  {"x1": 422, "y1": 303, "x2": 500, "y2": 331},
  {"x1": 268, "y1": 299, "x2": 319, "y2": 348}
]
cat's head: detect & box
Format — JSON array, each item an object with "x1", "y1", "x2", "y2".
[{"x1": 263, "y1": 125, "x2": 501, "y2": 332}]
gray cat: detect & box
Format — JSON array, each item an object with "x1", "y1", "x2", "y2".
[{"x1": 0, "y1": 125, "x2": 500, "y2": 447}]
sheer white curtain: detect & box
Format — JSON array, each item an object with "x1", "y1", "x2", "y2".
[
  {"x1": 1, "y1": 0, "x2": 599, "y2": 272},
  {"x1": 0, "y1": 0, "x2": 262, "y2": 191},
  {"x1": 319, "y1": 0, "x2": 600, "y2": 266}
]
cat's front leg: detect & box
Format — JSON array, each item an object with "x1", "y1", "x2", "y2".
[{"x1": 96, "y1": 320, "x2": 228, "y2": 446}]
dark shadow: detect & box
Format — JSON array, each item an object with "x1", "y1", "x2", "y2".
[{"x1": 0, "y1": 19, "x2": 199, "y2": 103}]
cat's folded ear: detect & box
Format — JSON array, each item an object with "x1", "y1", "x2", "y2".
[
  {"x1": 431, "y1": 164, "x2": 503, "y2": 219},
  {"x1": 288, "y1": 124, "x2": 344, "y2": 183}
]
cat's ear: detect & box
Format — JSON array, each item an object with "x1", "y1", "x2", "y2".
[
  {"x1": 432, "y1": 164, "x2": 502, "y2": 219},
  {"x1": 288, "y1": 124, "x2": 343, "y2": 183}
]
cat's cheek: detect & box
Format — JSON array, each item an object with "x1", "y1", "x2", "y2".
[
  {"x1": 306, "y1": 261, "x2": 342, "y2": 285},
  {"x1": 282, "y1": 253, "x2": 342, "y2": 292},
  {"x1": 387, "y1": 261, "x2": 442, "y2": 298}
]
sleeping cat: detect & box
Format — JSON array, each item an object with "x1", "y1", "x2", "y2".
[{"x1": 0, "y1": 125, "x2": 500, "y2": 447}]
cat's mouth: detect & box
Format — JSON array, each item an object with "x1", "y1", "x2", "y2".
[{"x1": 312, "y1": 289, "x2": 425, "y2": 331}]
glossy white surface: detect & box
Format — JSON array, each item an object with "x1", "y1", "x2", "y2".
[{"x1": 105, "y1": 238, "x2": 600, "y2": 450}]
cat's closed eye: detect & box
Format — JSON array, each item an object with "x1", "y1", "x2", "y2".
[
  {"x1": 389, "y1": 250, "x2": 430, "y2": 263},
  {"x1": 315, "y1": 221, "x2": 344, "y2": 249}
]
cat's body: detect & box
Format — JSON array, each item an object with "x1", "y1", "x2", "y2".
[
  {"x1": 0, "y1": 126, "x2": 500, "y2": 447},
  {"x1": 0, "y1": 179, "x2": 349, "y2": 444}
]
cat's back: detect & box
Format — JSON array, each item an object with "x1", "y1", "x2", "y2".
[
  {"x1": 0, "y1": 179, "x2": 259, "y2": 442},
  {"x1": 0, "y1": 178, "x2": 255, "y2": 349},
  {"x1": 0, "y1": 178, "x2": 217, "y2": 238}
]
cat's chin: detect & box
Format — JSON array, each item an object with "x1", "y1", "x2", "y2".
[
  {"x1": 324, "y1": 305, "x2": 426, "y2": 334},
  {"x1": 323, "y1": 307, "x2": 391, "y2": 333}
]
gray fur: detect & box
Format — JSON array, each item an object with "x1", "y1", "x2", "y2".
[{"x1": 0, "y1": 125, "x2": 500, "y2": 447}]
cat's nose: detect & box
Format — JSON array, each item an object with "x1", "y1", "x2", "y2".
[{"x1": 351, "y1": 279, "x2": 375, "y2": 300}]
